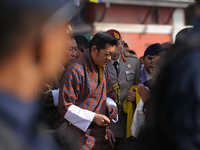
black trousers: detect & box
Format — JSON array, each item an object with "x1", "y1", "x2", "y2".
[{"x1": 112, "y1": 136, "x2": 137, "y2": 150}]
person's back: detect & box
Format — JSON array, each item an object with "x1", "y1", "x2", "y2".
[{"x1": 137, "y1": 16, "x2": 200, "y2": 150}]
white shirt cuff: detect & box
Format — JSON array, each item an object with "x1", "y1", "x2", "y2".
[
  {"x1": 106, "y1": 97, "x2": 117, "y2": 107},
  {"x1": 52, "y1": 89, "x2": 59, "y2": 106},
  {"x1": 64, "y1": 105, "x2": 96, "y2": 132},
  {"x1": 106, "y1": 97, "x2": 118, "y2": 123}
]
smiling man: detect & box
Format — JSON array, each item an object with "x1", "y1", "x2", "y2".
[{"x1": 58, "y1": 32, "x2": 118, "y2": 149}]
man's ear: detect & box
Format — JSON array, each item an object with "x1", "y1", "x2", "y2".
[
  {"x1": 91, "y1": 45, "x2": 97, "y2": 53},
  {"x1": 81, "y1": 46, "x2": 86, "y2": 52},
  {"x1": 33, "y1": 33, "x2": 43, "y2": 64},
  {"x1": 33, "y1": 23, "x2": 66, "y2": 78},
  {"x1": 122, "y1": 40, "x2": 125, "y2": 47},
  {"x1": 33, "y1": 24, "x2": 53, "y2": 65},
  {"x1": 35, "y1": 24, "x2": 60, "y2": 65}
]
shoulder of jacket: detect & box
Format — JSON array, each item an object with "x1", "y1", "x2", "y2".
[
  {"x1": 65, "y1": 61, "x2": 84, "y2": 74},
  {"x1": 123, "y1": 52, "x2": 138, "y2": 59}
]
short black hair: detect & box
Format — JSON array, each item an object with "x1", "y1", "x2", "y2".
[
  {"x1": 89, "y1": 32, "x2": 118, "y2": 52},
  {"x1": 124, "y1": 42, "x2": 129, "y2": 48},
  {"x1": 74, "y1": 35, "x2": 89, "y2": 52},
  {"x1": 129, "y1": 50, "x2": 136, "y2": 55},
  {"x1": 175, "y1": 27, "x2": 192, "y2": 44},
  {"x1": 196, "y1": 0, "x2": 200, "y2": 5},
  {"x1": 154, "y1": 48, "x2": 169, "y2": 56}
]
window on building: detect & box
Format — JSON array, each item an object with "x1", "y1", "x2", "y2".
[{"x1": 151, "y1": 8, "x2": 159, "y2": 24}]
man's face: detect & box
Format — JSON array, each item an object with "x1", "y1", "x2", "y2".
[
  {"x1": 143, "y1": 55, "x2": 154, "y2": 74},
  {"x1": 111, "y1": 39, "x2": 123, "y2": 60},
  {"x1": 65, "y1": 39, "x2": 77, "y2": 67},
  {"x1": 92, "y1": 44, "x2": 115, "y2": 67}
]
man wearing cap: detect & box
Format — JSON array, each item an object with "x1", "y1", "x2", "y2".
[
  {"x1": 106, "y1": 29, "x2": 141, "y2": 150},
  {"x1": 141, "y1": 43, "x2": 161, "y2": 83},
  {"x1": 58, "y1": 32, "x2": 118, "y2": 149}
]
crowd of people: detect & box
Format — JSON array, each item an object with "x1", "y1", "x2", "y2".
[{"x1": 2, "y1": 0, "x2": 200, "y2": 150}]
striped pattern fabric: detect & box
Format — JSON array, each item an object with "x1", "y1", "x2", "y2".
[
  {"x1": 68, "y1": 123, "x2": 111, "y2": 150},
  {"x1": 58, "y1": 49, "x2": 116, "y2": 150},
  {"x1": 141, "y1": 67, "x2": 147, "y2": 83}
]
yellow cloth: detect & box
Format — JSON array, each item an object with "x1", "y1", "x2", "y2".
[
  {"x1": 123, "y1": 85, "x2": 140, "y2": 138},
  {"x1": 98, "y1": 66, "x2": 104, "y2": 83},
  {"x1": 89, "y1": 0, "x2": 100, "y2": 3}
]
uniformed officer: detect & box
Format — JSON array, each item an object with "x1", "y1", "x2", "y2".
[
  {"x1": 141, "y1": 43, "x2": 162, "y2": 83},
  {"x1": 106, "y1": 29, "x2": 141, "y2": 150}
]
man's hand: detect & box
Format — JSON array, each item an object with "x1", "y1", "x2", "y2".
[
  {"x1": 93, "y1": 114, "x2": 110, "y2": 127},
  {"x1": 137, "y1": 84, "x2": 150, "y2": 103},
  {"x1": 108, "y1": 105, "x2": 118, "y2": 119},
  {"x1": 106, "y1": 128, "x2": 115, "y2": 148},
  {"x1": 127, "y1": 89, "x2": 136, "y2": 102}
]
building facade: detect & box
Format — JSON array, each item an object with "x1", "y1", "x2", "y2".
[{"x1": 80, "y1": 0, "x2": 194, "y2": 57}]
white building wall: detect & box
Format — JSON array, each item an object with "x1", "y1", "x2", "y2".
[{"x1": 172, "y1": 8, "x2": 185, "y2": 42}]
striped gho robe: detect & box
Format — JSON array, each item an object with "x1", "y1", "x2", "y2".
[{"x1": 58, "y1": 49, "x2": 116, "y2": 150}]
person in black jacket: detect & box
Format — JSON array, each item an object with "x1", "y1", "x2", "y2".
[{"x1": 137, "y1": 1, "x2": 200, "y2": 149}]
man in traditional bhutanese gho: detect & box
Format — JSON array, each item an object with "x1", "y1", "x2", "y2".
[
  {"x1": 106, "y1": 29, "x2": 141, "y2": 150},
  {"x1": 58, "y1": 32, "x2": 119, "y2": 150}
]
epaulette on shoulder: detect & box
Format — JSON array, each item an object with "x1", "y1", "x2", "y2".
[{"x1": 124, "y1": 52, "x2": 137, "y2": 58}]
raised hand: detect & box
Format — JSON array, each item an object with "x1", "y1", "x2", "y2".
[{"x1": 137, "y1": 84, "x2": 150, "y2": 103}]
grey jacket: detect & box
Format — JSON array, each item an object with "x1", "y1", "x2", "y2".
[{"x1": 106, "y1": 52, "x2": 141, "y2": 137}]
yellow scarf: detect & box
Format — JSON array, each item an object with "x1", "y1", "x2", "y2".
[
  {"x1": 123, "y1": 85, "x2": 140, "y2": 138},
  {"x1": 98, "y1": 66, "x2": 104, "y2": 83}
]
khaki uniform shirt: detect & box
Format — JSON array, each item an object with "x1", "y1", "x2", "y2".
[{"x1": 106, "y1": 52, "x2": 141, "y2": 137}]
